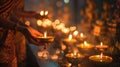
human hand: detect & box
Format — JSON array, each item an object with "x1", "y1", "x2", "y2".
[{"x1": 18, "y1": 26, "x2": 43, "y2": 45}]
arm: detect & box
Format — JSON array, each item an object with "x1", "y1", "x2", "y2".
[{"x1": 0, "y1": 16, "x2": 42, "y2": 45}]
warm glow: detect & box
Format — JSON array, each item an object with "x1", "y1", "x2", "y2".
[
  {"x1": 84, "y1": 41, "x2": 88, "y2": 46},
  {"x1": 80, "y1": 33, "x2": 84, "y2": 37},
  {"x1": 62, "y1": 28, "x2": 70, "y2": 34},
  {"x1": 64, "y1": 0, "x2": 70, "y2": 4},
  {"x1": 68, "y1": 34, "x2": 72, "y2": 40},
  {"x1": 43, "y1": 19, "x2": 52, "y2": 27},
  {"x1": 68, "y1": 63, "x2": 72, "y2": 67},
  {"x1": 40, "y1": 11, "x2": 44, "y2": 16},
  {"x1": 37, "y1": 20, "x2": 42, "y2": 26},
  {"x1": 73, "y1": 30, "x2": 78, "y2": 36},
  {"x1": 69, "y1": 26, "x2": 76, "y2": 32},
  {"x1": 45, "y1": 11, "x2": 48, "y2": 15},
  {"x1": 73, "y1": 50, "x2": 77, "y2": 56},
  {"x1": 55, "y1": 23, "x2": 65, "y2": 30},
  {"x1": 25, "y1": 21, "x2": 30, "y2": 26},
  {"x1": 100, "y1": 42, "x2": 103, "y2": 46},
  {"x1": 100, "y1": 53, "x2": 103, "y2": 59},
  {"x1": 44, "y1": 32, "x2": 47, "y2": 38}
]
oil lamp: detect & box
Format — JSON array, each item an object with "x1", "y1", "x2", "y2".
[
  {"x1": 79, "y1": 33, "x2": 87, "y2": 41},
  {"x1": 65, "y1": 49, "x2": 84, "y2": 66},
  {"x1": 89, "y1": 53, "x2": 112, "y2": 63},
  {"x1": 77, "y1": 41, "x2": 94, "y2": 49},
  {"x1": 37, "y1": 32, "x2": 54, "y2": 43},
  {"x1": 37, "y1": 31, "x2": 54, "y2": 60},
  {"x1": 96, "y1": 42, "x2": 108, "y2": 51},
  {"x1": 62, "y1": 34, "x2": 76, "y2": 45}
]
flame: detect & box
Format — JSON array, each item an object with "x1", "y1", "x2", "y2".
[
  {"x1": 45, "y1": 11, "x2": 48, "y2": 15},
  {"x1": 44, "y1": 32, "x2": 47, "y2": 38},
  {"x1": 80, "y1": 33, "x2": 84, "y2": 37},
  {"x1": 68, "y1": 34, "x2": 72, "y2": 40},
  {"x1": 73, "y1": 30, "x2": 78, "y2": 36},
  {"x1": 100, "y1": 52, "x2": 103, "y2": 59},
  {"x1": 100, "y1": 42, "x2": 103, "y2": 46},
  {"x1": 73, "y1": 49, "x2": 77, "y2": 56},
  {"x1": 84, "y1": 41, "x2": 88, "y2": 46},
  {"x1": 40, "y1": 11, "x2": 44, "y2": 16}
]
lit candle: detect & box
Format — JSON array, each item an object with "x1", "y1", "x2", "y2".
[
  {"x1": 68, "y1": 34, "x2": 72, "y2": 40},
  {"x1": 62, "y1": 34, "x2": 76, "y2": 45},
  {"x1": 80, "y1": 33, "x2": 84, "y2": 38},
  {"x1": 79, "y1": 33, "x2": 87, "y2": 41},
  {"x1": 89, "y1": 53, "x2": 112, "y2": 63},
  {"x1": 96, "y1": 42, "x2": 108, "y2": 49},
  {"x1": 100, "y1": 52, "x2": 103, "y2": 62},
  {"x1": 77, "y1": 41, "x2": 94, "y2": 49},
  {"x1": 37, "y1": 31, "x2": 54, "y2": 43},
  {"x1": 44, "y1": 31, "x2": 47, "y2": 38},
  {"x1": 84, "y1": 41, "x2": 88, "y2": 46}
]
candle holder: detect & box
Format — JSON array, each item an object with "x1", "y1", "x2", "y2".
[
  {"x1": 95, "y1": 42, "x2": 108, "y2": 52},
  {"x1": 62, "y1": 38, "x2": 76, "y2": 45},
  {"x1": 65, "y1": 53, "x2": 84, "y2": 66},
  {"x1": 37, "y1": 36, "x2": 54, "y2": 43},
  {"x1": 37, "y1": 32, "x2": 54, "y2": 60},
  {"x1": 89, "y1": 53, "x2": 112, "y2": 67},
  {"x1": 77, "y1": 41, "x2": 95, "y2": 56}
]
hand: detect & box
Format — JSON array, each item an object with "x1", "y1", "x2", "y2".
[
  {"x1": 27, "y1": 27, "x2": 43, "y2": 37},
  {"x1": 18, "y1": 26, "x2": 43, "y2": 45}
]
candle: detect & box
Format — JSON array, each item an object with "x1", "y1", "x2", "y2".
[
  {"x1": 37, "y1": 31, "x2": 54, "y2": 43},
  {"x1": 63, "y1": 34, "x2": 76, "y2": 45},
  {"x1": 77, "y1": 41, "x2": 94, "y2": 49},
  {"x1": 66, "y1": 52, "x2": 84, "y2": 59},
  {"x1": 44, "y1": 31, "x2": 47, "y2": 38},
  {"x1": 89, "y1": 53, "x2": 112, "y2": 63},
  {"x1": 80, "y1": 33, "x2": 84, "y2": 38},
  {"x1": 96, "y1": 42, "x2": 108, "y2": 49},
  {"x1": 78, "y1": 33, "x2": 87, "y2": 41},
  {"x1": 68, "y1": 34, "x2": 72, "y2": 40}
]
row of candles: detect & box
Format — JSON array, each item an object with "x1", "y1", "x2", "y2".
[
  {"x1": 63, "y1": 33, "x2": 113, "y2": 65},
  {"x1": 36, "y1": 11, "x2": 113, "y2": 66},
  {"x1": 37, "y1": 30, "x2": 112, "y2": 63}
]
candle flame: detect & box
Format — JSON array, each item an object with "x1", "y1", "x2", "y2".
[
  {"x1": 40, "y1": 11, "x2": 44, "y2": 16},
  {"x1": 68, "y1": 34, "x2": 72, "y2": 40},
  {"x1": 45, "y1": 11, "x2": 48, "y2": 15},
  {"x1": 100, "y1": 52, "x2": 103, "y2": 59},
  {"x1": 84, "y1": 41, "x2": 88, "y2": 46},
  {"x1": 80, "y1": 33, "x2": 84, "y2": 37},
  {"x1": 73, "y1": 50, "x2": 77, "y2": 56},
  {"x1": 44, "y1": 32, "x2": 47, "y2": 38},
  {"x1": 100, "y1": 42, "x2": 103, "y2": 46},
  {"x1": 73, "y1": 30, "x2": 78, "y2": 36}
]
